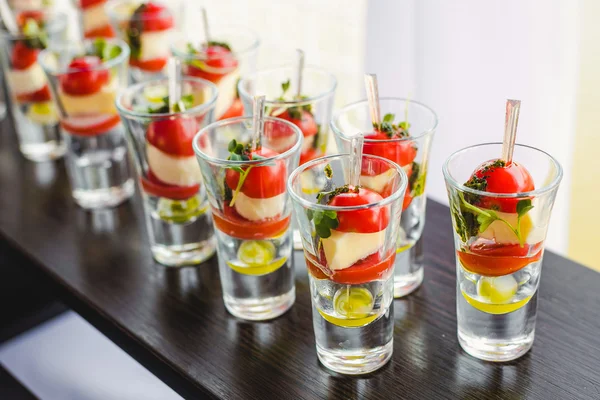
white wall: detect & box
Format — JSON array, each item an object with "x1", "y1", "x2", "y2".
[{"x1": 366, "y1": 0, "x2": 580, "y2": 255}]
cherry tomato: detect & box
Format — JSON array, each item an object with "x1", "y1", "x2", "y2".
[
  {"x1": 60, "y1": 56, "x2": 109, "y2": 96},
  {"x1": 80, "y1": 0, "x2": 106, "y2": 8},
  {"x1": 187, "y1": 45, "x2": 239, "y2": 84},
  {"x1": 275, "y1": 109, "x2": 318, "y2": 138},
  {"x1": 138, "y1": 2, "x2": 174, "y2": 32},
  {"x1": 213, "y1": 203, "x2": 291, "y2": 240},
  {"x1": 146, "y1": 117, "x2": 198, "y2": 157},
  {"x1": 11, "y1": 42, "x2": 38, "y2": 70},
  {"x1": 16, "y1": 85, "x2": 51, "y2": 103},
  {"x1": 129, "y1": 57, "x2": 168, "y2": 73},
  {"x1": 328, "y1": 187, "x2": 389, "y2": 233},
  {"x1": 363, "y1": 131, "x2": 417, "y2": 168},
  {"x1": 84, "y1": 24, "x2": 116, "y2": 38},
  {"x1": 218, "y1": 98, "x2": 243, "y2": 120},
  {"x1": 458, "y1": 241, "x2": 543, "y2": 276},
  {"x1": 299, "y1": 148, "x2": 320, "y2": 166},
  {"x1": 140, "y1": 169, "x2": 199, "y2": 200},
  {"x1": 225, "y1": 148, "x2": 286, "y2": 199},
  {"x1": 470, "y1": 159, "x2": 534, "y2": 213}
]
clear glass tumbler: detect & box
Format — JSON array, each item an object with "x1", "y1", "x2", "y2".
[
  {"x1": 443, "y1": 143, "x2": 562, "y2": 362},
  {"x1": 288, "y1": 154, "x2": 408, "y2": 374},
  {"x1": 171, "y1": 25, "x2": 259, "y2": 121},
  {"x1": 116, "y1": 77, "x2": 218, "y2": 266},
  {"x1": 38, "y1": 38, "x2": 134, "y2": 208},
  {"x1": 72, "y1": 0, "x2": 117, "y2": 39},
  {"x1": 332, "y1": 98, "x2": 437, "y2": 298},
  {"x1": 193, "y1": 117, "x2": 302, "y2": 321},
  {"x1": 106, "y1": 0, "x2": 177, "y2": 82},
  {"x1": 0, "y1": 9, "x2": 67, "y2": 161}
]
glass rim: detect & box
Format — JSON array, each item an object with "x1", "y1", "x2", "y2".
[
  {"x1": 193, "y1": 116, "x2": 303, "y2": 166},
  {"x1": 115, "y1": 76, "x2": 218, "y2": 118},
  {"x1": 0, "y1": 10, "x2": 68, "y2": 40},
  {"x1": 171, "y1": 25, "x2": 260, "y2": 60},
  {"x1": 442, "y1": 142, "x2": 564, "y2": 198},
  {"x1": 37, "y1": 38, "x2": 130, "y2": 75},
  {"x1": 237, "y1": 65, "x2": 337, "y2": 106},
  {"x1": 331, "y1": 97, "x2": 438, "y2": 142},
  {"x1": 287, "y1": 153, "x2": 408, "y2": 212}
]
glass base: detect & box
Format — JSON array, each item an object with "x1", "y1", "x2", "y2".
[
  {"x1": 20, "y1": 141, "x2": 66, "y2": 162},
  {"x1": 458, "y1": 328, "x2": 534, "y2": 362},
  {"x1": 152, "y1": 238, "x2": 216, "y2": 267},
  {"x1": 317, "y1": 340, "x2": 393, "y2": 375},
  {"x1": 73, "y1": 179, "x2": 134, "y2": 209},
  {"x1": 223, "y1": 288, "x2": 295, "y2": 321},
  {"x1": 394, "y1": 266, "x2": 423, "y2": 298}
]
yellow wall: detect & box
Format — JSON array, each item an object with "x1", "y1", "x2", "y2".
[{"x1": 568, "y1": 0, "x2": 600, "y2": 270}]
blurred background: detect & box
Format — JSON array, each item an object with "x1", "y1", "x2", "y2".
[{"x1": 51, "y1": 0, "x2": 598, "y2": 267}]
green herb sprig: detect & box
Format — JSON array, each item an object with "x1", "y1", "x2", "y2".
[
  {"x1": 22, "y1": 18, "x2": 47, "y2": 50},
  {"x1": 224, "y1": 139, "x2": 271, "y2": 206},
  {"x1": 374, "y1": 113, "x2": 410, "y2": 138},
  {"x1": 91, "y1": 38, "x2": 122, "y2": 62},
  {"x1": 307, "y1": 209, "x2": 338, "y2": 239},
  {"x1": 147, "y1": 94, "x2": 194, "y2": 114}
]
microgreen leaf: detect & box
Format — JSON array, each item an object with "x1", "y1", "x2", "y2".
[
  {"x1": 517, "y1": 199, "x2": 534, "y2": 218},
  {"x1": 477, "y1": 210, "x2": 498, "y2": 233},
  {"x1": 383, "y1": 113, "x2": 395, "y2": 123},
  {"x1": 311, "y1": 209, "x2": 338, "y2": 239},
  {"x1": 281, "y1": 79, "x2": 291, "y2": 94}
]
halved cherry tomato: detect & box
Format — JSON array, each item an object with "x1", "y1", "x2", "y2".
[
  {"x1": 61, "y1": 114, "x2": 121, "y2": 136},
  {"x1": 146, "y1": 117, "x2": 198, "y2": 157},
  {"x1": 11, "y1": 42, "x2": 38, "y2": 70},
  {"x1": 60, "y1": 56, "x2": 109, "y2": 96},
  {"x1": 328, "y1": 187, "x2": 389, "y2": 233},
  {"x1": 130, "y1": 57, "x2": 167, "y2": 73},
  {"x1": 470, "y1": 159, "x2": 534, "y2": 213},
  {"x1": 363, "y1": 131, "x2": 417, "y2": 168},
  {"x1": 458, "y1": 240, "x2": 543, "y2": 276},
  {"x1": 187, "y1": 45, "x2": 238, "y2": 84},
  {"x1": 137, "y1": 2, "x2": 174, "y2": 32},
  {"x1": 84, "y1": 24, "x2": 116, "y2": 38},
  {"x1": 306, "y1": 250, "x2": 395, "y2": 285},
  {"x1": 16, "y1": 85, "x2": 51, "y2": 103},
  {"x1": 299, "y1": 148, "x2": 321, "y2": 166},
  {"x1": 275, "y1": 109, "x2": 318, "y2": 138},
  {"x1": 218, "y1": 98, "x2": 243, "y2": 121},
  {"x1": 212, "y1": 203, "x2": 290, "y2": 240},
  {"x1": 225, "y1": 148, "x2": 286, "y2": 199},
  {"x1": 80, "y1": 0, "x2": 106, "y2": 8},
  {"x1": 140, "y1": 169, "x2": 199, "y2": 200}
]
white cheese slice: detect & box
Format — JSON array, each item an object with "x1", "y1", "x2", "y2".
[
  {"x1": 321, "y1": 229, "x2": 385, "y2": 271},
  {"x1": 214, "y1": 68, "x2": 240, "y2": 119},
  {"x1": 82, "y1": 3, "x2": 111, "y2": 32},
  {"x1": 59, "y1": 79, "x2": 118, "y2": 116},
  {"x1": 360, "y1": 168, "x2": 395, "y2": 194},
  {"x1": 477, "y1": 209, "x2": 544, "y2": 245},
  {"x1": 139, "y1": 29, "x2": 172, "y2": 62},
  {"x1": 146, "y1": 143, "x2": 202, "y2": 186},
  {"x1": 234, "y1": 191, "x2": 285, "y2": 221},
  {"x1": 7, "y1": 63, "x2": 47, "y2": 96}
]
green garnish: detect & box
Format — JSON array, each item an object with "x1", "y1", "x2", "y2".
[
  {"x1": 324, "y1": 164, "x2": 333, "y2": 179},
  {"x1": 147, "y1": 94, "x2": 194, "y2": 113},
  {"x1": 22, "y1": 18, "x2": 47, "y2": 50},
  {"x1": 316, "y1": 185, "x2": 359, "y2": 204},
  {"x1": 126, "y1": 4, "x2": 146, "y2": 59},
  {"x1": 374, "y1": 113, "x2": 410, "y2": 138},
  {"x1": 206, "y1": 40, "x2": 231, "y2": 51},
  {"x1": 307, "y1": 209, "x2": 338, "y2": 239},
  {"x1": 91, "y1": 38, "x2": 122, "y2": 62},
  {"x1": 408, "y1": 161, "x2": 427, "y2": 197},
  {"x1": 273, "y1": 79, "x2": 313, "y2": 118},
  {"x1": 224, "y1": 139, "x2": 271, "y2": 206}
]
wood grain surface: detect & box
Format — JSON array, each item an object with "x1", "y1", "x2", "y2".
[{"x1": 0, "y1": 118, "x2": 599, "y2": 400}]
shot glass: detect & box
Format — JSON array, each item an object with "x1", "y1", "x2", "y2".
[
  {"x1": 117, "y1": 77, "x2": 218, "y2": 266},
  {"x1": 193, "y1": 117, "x2": 302, "y2": 321},
  {"x1": 72, "y1": 0, "x2": 116, "y2": 39},
  {"x1": 106, "y1": 0, "x2": 177, "y2": 82},
  {"x1": 39, "y1": 38, "x2": 134, "y2": 208},
  {"x1": 171, "y1": 25, "x2": 259, "y2": 121},
  {"x1": 0, "y1": 9, "x2": 67, "y2": 162},
  {"x1": 443, "y1": 143, "x2": 562, "y2": 362},
  {"x1": 332, "y1": 98, "x2": 437, "y2": 298},
  {"x1": 288, "y1": 154, "x2": 407, "y2": 375}
]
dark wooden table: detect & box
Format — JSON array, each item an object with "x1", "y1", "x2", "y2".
[{"x1": 1, "y1": 118, "x2": 600, "y2": 400}]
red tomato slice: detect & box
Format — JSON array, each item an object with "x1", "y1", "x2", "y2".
[
  {"x1": 60, "y1": 56, "x2": 109, "y2": 96},
  {"x1": 363, "y1": 131, "x2": 417, "y2": 168},
  {"x1": 16, "y1": 85, "x2": 51, "y2": 103},
  {"x1": 61, "y1": 114, "x2": 121, "y2": 136},
  {"x1": 11, "y1": 42, "x2": 38, "y2": 70},
  {"x1": 84, "y1": 24, "x2": 116, "y2": 38},
  {"x1": 137, "y1": 2, "x2": 174, "y2": 32},
  {"x1": 140, "y1": 169, "x2": 199, "y2": 200},
  {"x1": 458, "y1": 241, "x2": 543, "y2": 276},
  {"x1": 306, "y1": 250, "x2": 395, "y2": 285},
  {"x1": 146, "y1": 117, "x2": 198, "y2": 157},
  {"x1": 186, "y1": 46, "x2": 239, "y2": 84},
  {"x1": 217, "y1": 98, "x2": 243, "y2": 120},
  {"x1": 80, "y1": 0, "x2": 106, "y2": 8},
  {"x1": 224, "y1": 148, "x2": 286, "y2": 199},
  {"x1": 328, "y1": 187, "x2": 389, "y2": 233},
  {"x1": 130, "y1": 57, "x2": 168, "y2": 73},
  {"x1": 275, "y1": 109, "x2": 318, "y2": 138},
  {"x1": 469, "y1": 159, "x2": 535, "y2": 213},
  {"x1": 212, "y1": 202, "x2": 290, "y2": 240}
]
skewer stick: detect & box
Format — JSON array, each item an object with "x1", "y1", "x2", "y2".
[
  {"x1": 501, "y1": 99, "x2": 521, "y2": 164},
  {"x1": 364, "y1": 74, "x2": 381, "y2": 127},
  {"x1": 251, "y1": 95, "x2": 265, "y2": 151}
]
